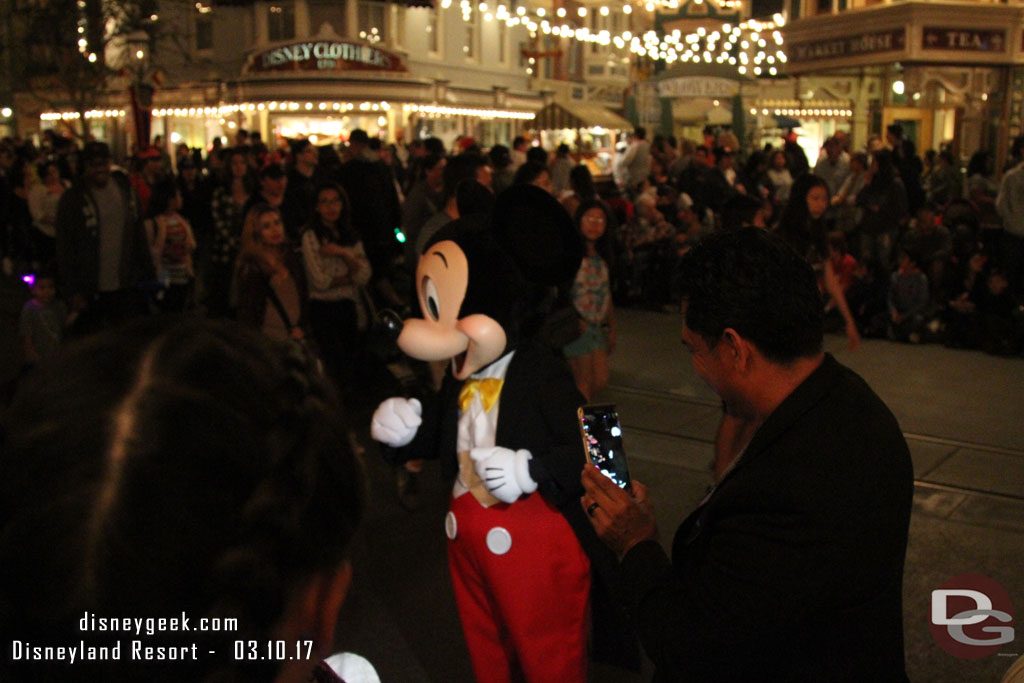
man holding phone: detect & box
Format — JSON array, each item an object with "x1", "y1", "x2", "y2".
[{"x1": 581, "y1": 228, "x2": 913, "y2": 681}]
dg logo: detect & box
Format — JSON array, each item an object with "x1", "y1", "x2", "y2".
[{"x1": 930, "y1": 573, "x2": 1015, "y2": 659}]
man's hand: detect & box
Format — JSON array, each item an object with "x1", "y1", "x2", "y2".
[{"x1": 581, "y1": 466, "x2": 657, "y2": 560}]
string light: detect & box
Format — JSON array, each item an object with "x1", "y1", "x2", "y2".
[
  {"x1": 476, "y1": 1, "x2": 787, "y2": 77},
  {"x1": 44, "y1": 101, "x2": 538, "y2": 122},
  {"x1": 404, "y1": 104, "x2": 535, "y2": 120}
]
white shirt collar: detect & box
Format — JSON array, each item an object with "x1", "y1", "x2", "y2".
[{"x1": 469, "y1": 350, "x2": 515, "y2": 381}]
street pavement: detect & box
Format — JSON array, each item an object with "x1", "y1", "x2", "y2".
[{"x1": 2, "y1": 272, "x2": 1022, "y2": 681}]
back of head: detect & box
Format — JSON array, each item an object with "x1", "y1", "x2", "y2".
[
  {"x1": 79, "y1": 141, "x2": 110, "y2": 170},
  {"x1": 569, "y1": 164, "x2": 596, "y2": 199},
  {"x1": 1, "y1": 318, "x2": 364, "y2": 682},
  {"x1": 721, "y1": 193, "x2": 763, "y2": 232},
  {"x1": 147, "y1": 177, "x2": 179, "y2": 218},
  {"x1": 525, "y1": 146, "x2": 548, "y2": 166},
  {"x1": 443, "y1": 153, "x2": 486, "y2": 201},
  {"x1": 679, "y1": 228, "x2": 824, "y2": 364},
  {"x1": 872, "y1": 148, "x2": 896, "y2": 180},
  {"x1": 455, "y1": 178, "x2": 495, "y2": 217},
  {"x1": 423, "y1": 137, "x2": 446, "y2": 156},
  {"x1": 488, "y1": 144, "x2": 511, "y2": 169},
  {"x1": 512, "y1": 161, "x2": 547, "y2": 187},
  {"x1": 348, "y1": 129, "x2": 369, "y2": 147}
]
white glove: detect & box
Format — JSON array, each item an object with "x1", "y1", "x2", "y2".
[
  {"x1": 470, "y1": 447, "x2": 537, "y2": 504},
  {"x1": 371, "y1": 397, "x2": 423, "y2": 448}
]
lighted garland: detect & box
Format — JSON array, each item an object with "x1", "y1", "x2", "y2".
[
  {"x1": 437, "y1": 1, "x2": 785, "y2": 77},
  {"x1": 76, "y1": 0, "x2": 99, "y2": 63}
]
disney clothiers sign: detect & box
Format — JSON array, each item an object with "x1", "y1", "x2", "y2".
[{"x1": 247, "y1": 40, "x2": 406, "y2": 73}]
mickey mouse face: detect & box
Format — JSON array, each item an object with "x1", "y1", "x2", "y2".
[{"x1": 397, "y1": 240, "x2": 507, "y2": 380}]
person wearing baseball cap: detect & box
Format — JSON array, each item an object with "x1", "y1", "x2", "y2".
[
  {"x1": 55, "y1": 141, "x2": 153, "y2": 333},
  {"x1": 130, "y1": 145, "x2": 166, "y2": 215}
]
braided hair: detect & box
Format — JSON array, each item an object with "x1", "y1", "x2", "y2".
[{"x1": 0, "y1": 317, "x2": 365, "y2": 682}]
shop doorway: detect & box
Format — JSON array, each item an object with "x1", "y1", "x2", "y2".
[{"x1": 883, "y1": 107, "x2": 933, "y2": 154}]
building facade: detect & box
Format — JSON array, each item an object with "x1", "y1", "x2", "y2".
[
  {"x1": 782, "y1": 0, "x2": 1024, "y2": 163},
  {"x1": 14, "y1": 0, "x2": 649, "y2": 157}
]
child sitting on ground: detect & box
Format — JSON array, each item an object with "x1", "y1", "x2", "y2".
[
  {"x1": 847, "y1": 257, "x2": 889, "y2": 337},
  {"x1": 884, "y1": 247, "x2": 930, "y2": 343}
]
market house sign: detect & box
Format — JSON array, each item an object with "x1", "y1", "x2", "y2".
[
  {"x1": 922, "y1": 28, "x2": 1005, "y2": 52},
  {"x1": 658, "y1": 77, "x2": 740, "y2": 98},
  {"x1": 790, "y1": 29, "x2": 906, "y2": 63},
  {"x1": 247, "y1": 41, "x2": 406, "y2": 74}
]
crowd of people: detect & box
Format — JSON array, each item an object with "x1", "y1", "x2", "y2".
[
  {"x1": 605, "y1": 124, "x2": 1024, "y2": 355},
  {"x1": 4, "y1": 123, "x2": 1024, "y2": 381}
]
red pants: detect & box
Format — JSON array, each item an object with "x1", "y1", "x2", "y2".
[{"x1": 447, "y1": 492, "x2": 590, "y2": 683}]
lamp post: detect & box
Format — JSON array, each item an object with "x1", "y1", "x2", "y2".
[{"x1": 126, "y1": 29, "x2": 154, "y2": 152}]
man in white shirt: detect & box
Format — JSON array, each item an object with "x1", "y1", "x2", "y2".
[
  {"x1": 620, "y1": 127, "x2": 652, "y2": 193},
  {"x1": 813, "y1": 136, "x2": 851, "y2": 198},
  {"x1": 995, "y1": 135, "x2": 1024, "y2": 296}
]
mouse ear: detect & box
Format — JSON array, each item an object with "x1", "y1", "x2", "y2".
[{"x1": 492, "y1": 184, "x2": 583, "y2": 286}]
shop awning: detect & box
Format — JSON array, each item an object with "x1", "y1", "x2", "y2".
[{"x1": 532, "y1": 102, "x2": 632, "y2": 131}]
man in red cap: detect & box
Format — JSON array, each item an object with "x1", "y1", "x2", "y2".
[{"x1": 130, "y1": 145, "x2": 165, "y2": 215}]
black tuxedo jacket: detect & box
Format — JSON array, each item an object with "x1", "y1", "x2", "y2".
[
  {"x1": 619, "y1": 353, "x2": 913, "y2": 681},
  {"x1": 396, "y1": 343, "x2": 611, "y2": 565}
]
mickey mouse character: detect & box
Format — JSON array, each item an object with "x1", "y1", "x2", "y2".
[{"x1": 372, "y1": 185, "x2": 622, "y2": 682}]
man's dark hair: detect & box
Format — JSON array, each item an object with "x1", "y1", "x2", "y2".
[
  {"x1": 443, "y1": 153, "x2": 487, "y2": 201},
  {"x1": 512, "y1": 136, "x2": 528, "y2": 150},
  {"x1": 349, "y1": 129, "x2": 369, "y2": 146},
  {"x1": 526, "y1": 146, "x2": 547, "y2": 166},
  {"x1": 424, "y1": 137, "x2": 446, "y2": 156},
  {"x1": 720, "y1": 194, "x2": 762, "y2": 232},
  {"x1": 679, "y1": 228, "x2": 824, "y2": 363},
  {"x1": 488, "y1": 144, "x2": 511, "y2": 169},
  {"x1": 80, "y1": 141, "x2": 111, "y2": 165},
  {"x1": 512, "y1": 161, "x2": 548, "y2": 187},
  {"x1": 634, "y1": 126, "x2": 647, "y2": 140},
  {"x1": 455, "y1": 179, "x2": 495, "y2": 217}
]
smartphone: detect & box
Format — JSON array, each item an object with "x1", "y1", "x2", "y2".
[{"x1": 578, "y1": 404, "x2": 631, "y2": 490}]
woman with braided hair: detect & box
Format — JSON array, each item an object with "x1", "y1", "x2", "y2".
[{"x1": 0, "y1": 317, "x2": 371, "y2": 683}]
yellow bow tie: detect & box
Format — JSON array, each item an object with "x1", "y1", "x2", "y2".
[{"x1": 459, "y1": 378, "x2": 504, "y2": 413}]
